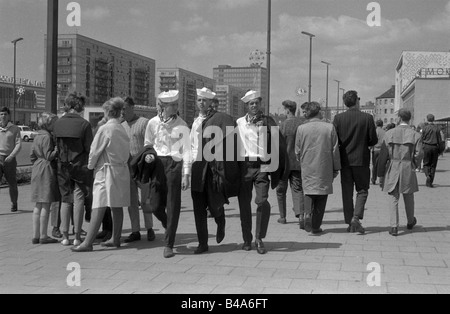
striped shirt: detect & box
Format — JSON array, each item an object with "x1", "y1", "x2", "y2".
[{"x1": 122, "y1": 116, "x2": 149, "y2": 157}]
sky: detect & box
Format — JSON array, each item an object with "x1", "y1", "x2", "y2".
[{"x1": 1, "y1": 0, "x2": 450, "y2": 114}]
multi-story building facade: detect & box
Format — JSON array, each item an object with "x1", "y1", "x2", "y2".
[
  {"x1": 158, "y1": 68, "x2": 215, "y2": 126},
  {"x1": 361, "y1": 101, "x2": 376, "y2": 117},
  {"x1": 215, "y1": 85, "x2": 246, "y2": 120},
  {"x1": 0, "y1": 75, "x2": 46, "y2": 125},
  {"x1": 213, "y1": 65, "x2": 268, "y2": 113},
  {"x1": 375, "y1": 85, "x2": 396, "y2": 125},
  {"x1": 47, "y1": 34, "x2": 156, "y2": 111},
  {"x1": 395, "y1": 51, "x2": 450, "y2": 125}
]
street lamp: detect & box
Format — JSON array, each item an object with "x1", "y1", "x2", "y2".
[
  {"x1": 11, "y1": 37, "x2": 23, "y2": 124},
  {"x1": 334, "y1": 79, "x2": 341, "y2": 117},
  {"x1": 321, "y1": 61, "x2": 331, "y2": 121},
  {"x1": 301, "y1": 31, "x2": 315, "y2": 103},
  {"x1": 339, "y1": 88, "x2": 345, "y2": 114}
]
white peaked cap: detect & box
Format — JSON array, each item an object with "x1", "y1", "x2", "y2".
[
  {"x1": 241, "y1": 90, "x2": 261, "y2": 103},
  {"x1": 158, "y1": 90, "x2": 179, "y2": 103},
  {"x1": 197, "y1": 87, "x2": 216, "y2": 99}
]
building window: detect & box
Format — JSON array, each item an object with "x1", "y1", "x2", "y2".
[
  {"x1": 385, "y1": 109, "x2": 388, "y2": 114},
  {"x1": 391, "y1": 109, "x2": 394, "y2": 114}
]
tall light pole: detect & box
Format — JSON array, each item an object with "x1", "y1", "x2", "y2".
[
  {"x1": 46, "y1": 0, "x2": 59, "y2": 114},
  {"x1": 334, "y1": 79, "x2": 341, "y2": 117},
  {"x1": 301, "y1": 31, "x2": 315, "y2": 103},
  {"x1": 11, "y1": 37, "x2": 23, "y2": 124},
  {"x1": 321, "y1": 61, "x2": 331, "y2": 121},
  {"x1": 266, "y1": 0, "x2": 271, "y2": 116}
]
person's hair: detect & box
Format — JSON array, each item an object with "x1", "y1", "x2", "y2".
[
  {"x1": 38, "y1": 112, "x2": 57, "y2": 131},
  {"x1": 0, "y1": 107, "x2": 11, "y2": 115},
  {"x1": 343, "y1": 90, "x2": 359, "y2": 108},
  {"x1": 64, "y1": 92, "x2": 86, "y2": 113},
  {"x1": 398, "y1": 108, "x2": 412, "y2": 122},
  {"x1": 282, "y1": 100, "x2": 297, "y2": 115},
  {"x1": 301, "y1": 102, "x2": 321, "y2": 119},
  {"x1": 427, "y1": 114, "x2": 435, "y2": 123},
  {"x1": 212, "y1": 98, "x2": 219, "y2": 105},
  {"x1": 376, "y1": 119, "x2": 383, "y2": 127},
  {"x1": 386, "y1": 123, "x2": 396, "y2": 131},
  {"x1": 124, "y1": 97, "x2": 135, "y2": 107},
  {"x1": 103, "y1": 97, "x2": 124, "y2": 119}
]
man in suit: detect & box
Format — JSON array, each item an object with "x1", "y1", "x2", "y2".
[{"x1": 333, "y1": 91, "x2": 378, "y2": 234}]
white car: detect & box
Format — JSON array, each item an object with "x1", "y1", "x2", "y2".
[{"x1": 18, "y1": 126, "x2": 38, "y2": 142}]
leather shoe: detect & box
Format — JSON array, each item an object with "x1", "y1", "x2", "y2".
[
  {"x1": 101, "y1": 241, "x2": 120, "y2": 248},
  {"x1": 194, "y1": 245, "x2": 209, "y2": 255},
  {"x1": 164, "y1": 247, "x2": 175, "y2": 258},
  {"x1": 389, "y1": 227, "x2": 398, "y2": 236},
  {"x1": 255, "y1": 239, "x2": 267, "y2": 255},
  {"x1": 277, "y1": 218, "x2": 287, "y2": 225},
  {"x1": 147, "y1": 229, "x2": 156, "y2": 242},
  {"x1": 96, "y1": 230, "x2": 108, "y2": 239},
  {"x1": 311, "y1": 228, "x2": 323, "y2": 235},
  {"x1": 32, "y1": 238, "x2": 40, "y2": 245},
  {"x1": 11, "y1": 204, "x2": 17, "y2": 213},
  {"x1": 299, "y1": 216, "x2": 305, "y2": 230},
  {"x1": 216, "y1": 219, "x2": 226, "y2": 244},
  {"x1": 407, "y1": 217, "x2": 417, "y2": 230},
  {"x1": 350, "y1": 219, "x2": 366, "y2": 234},
  {"x1": 52, "y1": 227, "x2": 62, "y2": 239},
  {"x1": 40, "y1": 237, "x2": 59, "y2": 244},
  {"x1": 242, "y1": 242, "x2": 252, "y2": 251},
  {"x1": 304, "y1": 214, "x2": 312, "y2": 233},
  {"x1": 124, "y1": 232, "x2": 141, "y2": 243},
  {"x1": 71, "y1": 245, "x2": 93, "y2": 252}
]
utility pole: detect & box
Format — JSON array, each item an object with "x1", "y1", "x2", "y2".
[
  {"x1": 266, "y1": 0, "x2": 271, "y2": 116},
  {"x1": 46, "y1": 0, "x2": 58, "y2": 114}
]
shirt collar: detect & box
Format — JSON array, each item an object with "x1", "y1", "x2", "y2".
[{"x1": 0, "y1": 122, "x2": 13, "y2": 132}]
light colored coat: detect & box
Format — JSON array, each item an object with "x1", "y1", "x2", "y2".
[
  {"x1": 295, "y1": 118, "x2": 341, "y2": 195},
  {"x1": 378, "y1": 125, "x2": 422, "y2": 194},
  {"x1": 88, "y1": 119, "x2": 131, "y2": 208}
]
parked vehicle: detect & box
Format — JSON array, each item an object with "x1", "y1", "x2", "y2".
[
  {"x1": 446, "y1": 138, "x2": 450, "y2": 152},
  {"x1": 18, "y1": 125, "x2": 38, "y2": 142}
]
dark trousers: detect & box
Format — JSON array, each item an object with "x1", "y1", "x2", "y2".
[
  {"x1": 340, "y1": 166, "x2": 370, "y2": 225},
  {"x1": 371, "y1": 150, "x2": 380, "y2": 183},
  {"x1": 304, "y1": 195, "x2": 328, "y2": 230},
  {"x1": 102, "y1": 208, "x2": 112, "y2": 232},
  {"x1": 152, "y1": 157, "x2": 182, "y2": 249},
  {"x1": 0, "y1": 156, "x2": 18, "y2": 206},
  {"x1": 276, "y1": 170, "x2": 304, "y2": 218},
  {"x1": 423, "y1": 144, "x2": 440, "y2": 184},
  {"x1": 238, "y1": 163, "x2": 271, "y2": 243}
]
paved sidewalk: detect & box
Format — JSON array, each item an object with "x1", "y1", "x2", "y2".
[{"x1": 1, "y1": 155, "x2": 449, "y2": 294}]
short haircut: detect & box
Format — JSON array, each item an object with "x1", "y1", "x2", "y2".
[
  {"x1": 124, "y1": 97, "x2": 135, "y2": 107},
  {"x1": 282, "y1": 100, "x2": 297, "y2": 115},
  {"x1": 103, "y1": 97, "x2": 124, "y2": 119},
  {"x1": 427, "y1": 114, "x2": 435, "y2": 122},
  {"x1": 343, "y1": 90, "x2": 358, "y2": 108},
  {"x1": 398, "y1": 108, "x2": 412, "y2": 122},
  {"x1": 0, "y1": 107, "x2": 11, "y2": 115},
  {"x1": 376, "y1": 119, "x2": 384, "y2": 127},
  {"x1": 38, "y1": 112, "x2": 57, "y2": 131},
  {"x1": 64, "y1": 92, "x2": 86, "y2": 113},
  {"x1": 301, "y1": 102, "x2": 321, "y2": 119}
]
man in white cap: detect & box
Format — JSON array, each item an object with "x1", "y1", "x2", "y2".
[
  {"x1": 144, "y1": 90, "x2": 191, "y2": 258},
  {"x1": 188, "y1": 88, "x2": 240, "y2": 254},
  {"x1": 236, "y1": 90, "x2": 288, "y2": 254}
]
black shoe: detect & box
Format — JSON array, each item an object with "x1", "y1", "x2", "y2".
[
  {"x1": 96, "y1": 230, "x2": 108, "y2": 239},
  {"x1": 124, "y1": 232, "x2": 141, "y2": 243},
  {"x1": 164, "y1": 247, "x2": 175, "y2": 258},
  {"x1": 299, "y1": 216, "x2": 305, "y2": 230},
  {"x1": 11, "y1": 204, "x2": 17, "y2": 213},
  {"x1": 40, "y1": 237, "x2": 59, "y2": 244},
  {"x1": 350, "y1": 219, "x2": 366, "y2": 234},
  {"x1": 242, "y1": 242, "x2": 252, "y2": 251},
  {"x1": 101, "y1": 232, "x2": 112, "y2": 243},
  {"x1": 389, "y1": 227, "x2": 398, "y2": 236},
  {"x1": 194, "y1": 245, "x2": 209, "y2": 255},
  {"x1": 304, "y1": 214, "x2": 312, "y2": 233},
  {"x1": 216, "y1": 219, "x2": 225, "y2": 244},
  {"x1": 147, "y1": 229, "x2": 156, "y2": 242},
  {"x1": 347, "y1": 225, "x2": 351, "y2": 232},
  {"x1": 32, "y1": 238, "x2": 40, "y2": 245},
  {"x1": 255, "y1": 239, "x2": 267, "y2": 255},
  {"x1": 277, "y1": 218, "x2": 287, "y2": 224},
  {"x1": 52, "y1": 227, "x2": 62, "y2": 239},
  {"x1": 84, "y1": 211, "x2": 91, "y2": 223},
  {"x1": 407, "y1": 217, "x2": 417, "y2": 230},
  {"x1": 101, "y1": 241, "x2": 121, "y2": 248},
  {"x1": 311, "y1": 228, "x2": 323, "y2": 235}
]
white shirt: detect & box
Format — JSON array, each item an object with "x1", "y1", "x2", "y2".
[
  {"x1": 236, "y1": 115, "x2": 268, "y2": 159},
  {"x1": 144, "y1": 116, "x2": 192, "y2": 175}
]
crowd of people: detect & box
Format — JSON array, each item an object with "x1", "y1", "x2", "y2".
[{"x1": 0, "y1": 87, "x2": 446, "y2": 256}]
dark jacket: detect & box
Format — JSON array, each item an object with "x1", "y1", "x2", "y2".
[
  {"x1": 191, "y1": 112, "x2": 241, "y2": 201},
  {"x1": 280, "y1": 116, "x2": 305, "y2": 171},
  {"x1": 333, "y1": 107, "x2": 378, "y2": 167},
  {"x1": 266, "y1": 115, "x2": 290, "y2": 189}
]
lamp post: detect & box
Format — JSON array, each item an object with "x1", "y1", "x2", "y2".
[
  {"x1": 339, "y1": 88, "x2": 345, "y2": 114},
  {"x1": 334, "y1": 79, "x2": 341, "y2": 117},
  {"x1": 11, "y1": 37, "x2": 23, "y2": 124},
  {"x1": 321, "y1": 61, "x2": 331, "y2": 121},
  {"x1": 301, "y1": 31, "x2": 315, "y2": 103},
  {"x1": 266, "y1": 0, "x2": 272, "y2": 116}
]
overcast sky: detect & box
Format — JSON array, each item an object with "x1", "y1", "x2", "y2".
[{"x1": 1, "y1": 0, "x2": 450, "y2": 113}]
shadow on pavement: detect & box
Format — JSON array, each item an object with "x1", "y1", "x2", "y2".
[{"x1": 269, "y1": 241, "x2": 342, "y2": 252}]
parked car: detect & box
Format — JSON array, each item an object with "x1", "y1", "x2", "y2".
[
  {"x1": 446, "y1": 138, "x2": 450, "y2": 153},
  {"x1": 18, "y1": 126, "x2": 38, "y2": 142}
]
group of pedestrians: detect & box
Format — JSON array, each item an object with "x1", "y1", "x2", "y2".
[{"x1": 0, "y1": 86, "x2": 446, "y2": 256}]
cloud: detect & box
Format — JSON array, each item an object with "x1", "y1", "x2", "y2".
[
  {"x1": 181, "y1": 0, "x2": 271, "y2": 10},
  {"x1": 129, "y1": 7, "x2": 145, "y2": 18},
  {"x1": 171, "y1": 15, "x2": 210, "y2": 33},
  {"x1": 83, "y1": 6, "x2": 111, "y2": 20},
  {"x1": 181, "y1": 36, "x2": 213, "y2": 57},
  {"x1": 425, "y1": 1, "x2": 450, "y2": 32}
]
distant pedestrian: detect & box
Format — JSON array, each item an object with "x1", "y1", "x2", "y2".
[
  {"x1": 30, "y1": 112, "x2": 60, "y2": 244},
  {"x1": 295, "y1": 102, "x2": 341, "y2": 235},
  {"x1": 333, "y1": 91, "x2": 378, "y2": 234},
  {"x1": 378, "y1": 109, "x2": 422, "y2": 236},
  {"x1": 421, "y1": 114, "x2": 444, "y2": 187},
  {"x1": 386, "y1": 123, "x2": 396, "y2": 131},
  {"x1": 0, "y1": 107, "x2": 21, "y2": 212},
  {"x1": 371, "y1": 119, "x2": 386, "y2": 185},
  {"x1": 276, "y1": 100, "x2": 305, "y2": 226},
  {"x1": 72, "y1": 98, "x2": 131, "y2": 252}
]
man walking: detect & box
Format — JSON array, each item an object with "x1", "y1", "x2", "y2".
[
  {"x1": 421, "y1": 114, "x2": 444, "y2": 188},
  {"x1": 0, "y1": 107, "x2": 21, "y2": 212},
  {"x1": 371, "y1": 120, "x2": 386, "y2": 186},
  {"x1": 333, "y1": 91, "x2": 377, "y2": 234}
]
